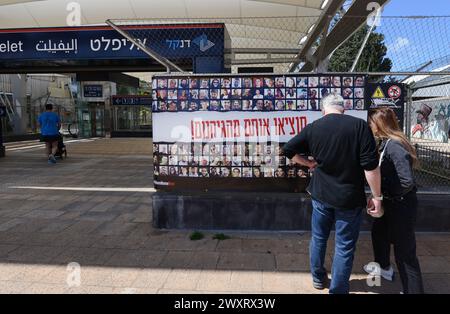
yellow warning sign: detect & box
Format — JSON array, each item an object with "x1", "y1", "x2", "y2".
[{"x1": 372, "y1": 86, "x2": 386, "y2": 99}]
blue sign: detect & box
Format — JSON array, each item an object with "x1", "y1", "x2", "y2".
[
  {"x1": 0, "y1": 24, "x2": 224, "y2": 61},
  {"x1": 112, "y1": 95, "x2": 152, "y2": 106},
  {"x1": 84, "y1": 85, "x2": 103, "y2": 98},
  {"x1": 0, "y1": 106, "x2": 6, "y2": 118}
]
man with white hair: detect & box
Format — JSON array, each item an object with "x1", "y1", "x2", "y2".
[{"x1": 283, "y1": 94, "x2": 382, "y2": 294}]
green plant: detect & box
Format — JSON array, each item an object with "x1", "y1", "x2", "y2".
[{"x1": 189, "y1": 231, "x2": 204, "y2": 241}]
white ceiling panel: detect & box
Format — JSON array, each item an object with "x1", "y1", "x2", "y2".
[
  {"x1": 131, "y1": 0, "x2": 187, "y2": 19},
  {"x1": 185, "y1": 0, "x2": 241, "y2": 18},
  {"x1": 0, "y1": 4, "x2": 39, "y2": 28}
]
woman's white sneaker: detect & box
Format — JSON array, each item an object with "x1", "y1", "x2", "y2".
[{"x1": 363, "y1": 263, "x2": 395, "y2": 281}]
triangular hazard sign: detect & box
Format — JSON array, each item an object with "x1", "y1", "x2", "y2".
[{"x1": 372, "y1": 86, "x2": 385, "y2": 99}]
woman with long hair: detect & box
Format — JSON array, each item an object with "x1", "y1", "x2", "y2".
[{"x1": 365, "y1": 108, "x2": 424, "y2": 294}]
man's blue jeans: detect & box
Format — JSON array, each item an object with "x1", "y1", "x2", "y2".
[{"x1": 310, "y1": 198, "x2": 363, "y2": 294}]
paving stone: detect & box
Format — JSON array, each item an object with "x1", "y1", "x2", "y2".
[
  {"x1": 217, "y1": 252, "x2": 276, "y2": 271},
  {"x1": 163, "y1": 269, "x2": 202, "y2": 290}
]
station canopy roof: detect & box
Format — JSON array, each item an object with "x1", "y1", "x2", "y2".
[{"x1": 0, "y1": 0, "x2": 345, "y2": 73}]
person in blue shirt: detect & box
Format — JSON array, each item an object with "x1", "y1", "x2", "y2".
[{"x1": 38, "y1": 103, "x2": 61, "y2": 164}]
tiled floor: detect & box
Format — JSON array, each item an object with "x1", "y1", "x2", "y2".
[{"x1": 0, "y1": 138, "x2": 449, "y2": 294}]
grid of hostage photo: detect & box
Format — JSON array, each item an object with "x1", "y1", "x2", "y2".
[
  {"x1": 152, "y1": 75, "x2": 366, "y2": 112},
  {"x1": 153, "y1": 142, "x2": 311, "y2": 179}
]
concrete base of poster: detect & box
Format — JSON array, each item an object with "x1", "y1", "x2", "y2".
[{"x1": 152, "y1": 191, "x2": 450, "y2": 232}]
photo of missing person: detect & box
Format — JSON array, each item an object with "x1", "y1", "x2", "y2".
[
  {"x1": 188, "y1": 101, "x2": 198, "y2": 111},
  {"x1": 264, "y1": 88, "x2": 275, "y2": 99},
  {"x1": 297, "y1": 88, "x2": 308, "y2": 99},
  {"x1": 264, "y1": 78, "x2": 274, "y2": 88},
  {"x1": 354, "y1": 88, "x2": 364, "y2": 99},
  {"x1": 275, "y1": 100, "x2": 285, "y2": 111},
  {"x1": 286, "y1": 100, "x2": 296, "y2": 110},
  {"x1": 221, "y1": 88, "x2": 231, "y2": 99},
  {"x1": 199, "y1": 101, "x2": 209, "y2": 111},
  {"x1": 253, "y1": 78, "x2": 264, "y2": 88},
  {"x1": 178, "y1": 155, "x2": 188, "y2": 166},
  {"x1": 309, "y1": 77, "x2": 319, "y2": 88},
  {"x1": 189, "y1": 166, "x2": 199, "y2": 177},
  {"x1": 177, "y1": 101, "x2": 187, "y2": 112},
  {"x1": 221, "y1": 167, "x2": 231, "y2": 177},
  {"x1": 167, "y1": 101, "x2": 177, "y2": 112},
  {"x1": 263, "y1": 167, "x2": 274, "y2": 177},
  {"x1": 296, "y1": 77, "x2": 308, "y2": 88},
  {"x1": 190, "y1": 78, "x2": 199, "y2": 89},
  {"x1": 243, "y1": 78, "x2": 253, "y2": 88},
  {"x1": 210, "y1": 101, "x2": 220, "y2": 111},
  {"x1": 221, "y1": 100, "x2": 231, "y2": 111},
  {"x1": 210, "y1": 167, "x2": 220, "y2": 177},
  {"x1": 232, "y1": 100, "x2": 242, "y2": 111},
  {"x1": 253, "y1": 167, "x2": 263, "y2": 178},
  {"x1": 179, "y1": 78, "x2": 189, "y2": 89},
  {"x1": 159, "y1": 166, "x2": 168, "y2": 176},
  {"x1": 199, "y1": 167, "x2": 209, "y2": 177},
  {"x1": 355, "y1": 99, "x2": 365, "y2": 110},
  {"x1": 253, "y1": 100, "x2": 264, "y2": 111},
  {"x1": 309, "y1": 99, "x2": 319, "y2": 111},
  {"x1": 297, "y1": 100, "x2": 307, "y2": 110},
  {"x1": 343, "y1": 76, "x2": 353, "y2": 87},
  {"x1": 355, "y1": 76, "x2": 365, "y2": 87},
  {"x1": 342, "y1": 88, "x2": 353, "y2": 99},
  {"x1": 332, "y1": 76, "x2": 341, "y2": 87},
  {"x1": 168, "y1": 79, "x2": 178, "y2": 89},
  {"x1": 285, "y1": 77, "x2": 296, "y2": 88},
  {"x1": 199, "y1": 155, "x2": 209, "y2": 167},
  {"x1": 264, "y1": 100, "x2": 274, "y2": 111},
  {"x1": 232, "y1": 78, "x2": 242, "y2": 88},
  {"x1": 274, "y1": 167, "x2": 285, "y2": 178},
  {"x1": 242, "y1": 89, "x2": 253, "y2": 99},
  {"x1": 275, "y1": 88, "x2": 285, "y2": 99},
  {"x1": 286, "y1": 88, "x2": 296, "y2": 99},
  {"x1": 169, "y1": 166, "x2": 178, "y2": 176},
  {"x1": 200, "y1": 78, "x2": 209, "y2": 89},
  {"x1": 252, "y1": 155, "x2": 263, "y2": 167},
  {"x1": 231, "y1": 89, "x2": 242, "y2": 100},
  {"x1": 287, "y1": 167, "x2": 296, "y2": 178},
  {"x1": 242, "y1": 100, "x2": 252, "y2": 111},
  {"x1": 297, "y1": 168, "x2": 308, "y2": 178},
  {"x1": 253, "y1": 89, "x2": 264, "y2": 100},
  {"x1": 242, "y1": 167, "x2": 252, "y2": 178},
  {"x1": 199, "y1": 89, "x2": 209, "y2": 100},
  {"x1": 157, "y1": 78, "x2": 167, "y2": 89},
  {"x1": 344, "y1": 99, "x2": 354, "y2": 110},
  {"x1": 189, "y1": 90, "x2": 199, "y2": 100},
  {"x1": 210, "y1": 78, "x2": 221, "y2": 89},
  {"x1": 320, "y1": 76, "x2": 332, "y2": 87},
  {"x1": 210, "y1": 89, "x2": 220, "y2": 100},
  {"x1": 321, "y1": 88, "x2": 331, "y2": 98},
  {"x1": 157, "y1": 90, "x2": 167, "y2": 100},
  {"x1": 221, "y1": 78, "x2": 231, "y2": 88},
  {"x1": 231, "y1": 167, "x2": 241, "y2": 178},
  {"x1": 168, "y1": 89, "x2": 177, "y2": 100},
  {"x1": 169, "y1": 155, "x2": 178, "y2": 166},
  {"x1": 275, "y1": 77, "x2": 285, "y2": 88}
]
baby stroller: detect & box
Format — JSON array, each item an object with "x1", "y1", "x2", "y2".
[{"x1": 54, "y1": 134, "x2": 67, "y2": 160}]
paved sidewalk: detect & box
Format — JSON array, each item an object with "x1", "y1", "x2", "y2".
[{"x1": 0, "y1": 138, "x2": 449, "y2": 294}]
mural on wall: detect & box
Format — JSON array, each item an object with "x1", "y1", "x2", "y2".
[{"x1": 412, "y1": 98, "x2": 450, "y2": 143}]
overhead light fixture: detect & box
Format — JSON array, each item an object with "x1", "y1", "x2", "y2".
[
  {"x1": 307, "y1": 24, "x2": 315, "y2": 34},
  {"x1": 321, "y1": 0, "x2": 329, "y2": 9}
]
